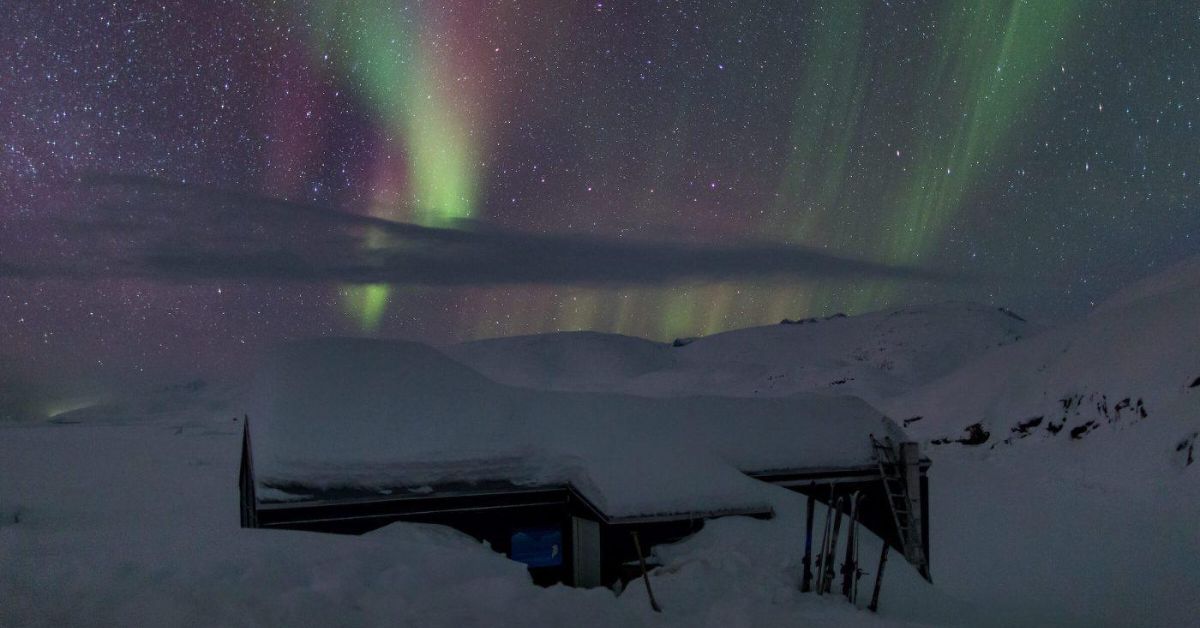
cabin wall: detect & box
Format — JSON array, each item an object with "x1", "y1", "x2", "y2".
[
  {"x1": 251, "y1": 496, "x2": 717, "y2": 588},
  {"x1": 244, "y1": 472, "x2": 930, "y2": 588},
  {"x1": 571, "y1": 516, "x2": 603, "y2": 587},
  {"x1": 259, "y1": 499, "x2": 576, "y2": 584}
]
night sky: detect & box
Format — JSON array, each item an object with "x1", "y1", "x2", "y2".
[{"x1": 2, "y1": 1, "x2": 1199, "y2": 385}]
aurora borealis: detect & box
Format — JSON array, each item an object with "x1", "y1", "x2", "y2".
[
  {"x1": 309, "y1": 2, "x2": 488, "y2": 331},
  {"x1": 2, "y1": 1, "x2": 1199, "y2": 382}
]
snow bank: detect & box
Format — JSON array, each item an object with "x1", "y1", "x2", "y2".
[{"x1": 250, "y1": 337, "x2": 903, "y2": 518}]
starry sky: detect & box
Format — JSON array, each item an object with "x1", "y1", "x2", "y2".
[{"x1": 2, "y1": 1, "x2": 1199, "y2": 386}]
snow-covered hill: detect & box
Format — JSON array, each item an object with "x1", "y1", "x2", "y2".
[
  {"x1": 449, "y1": 302, "x2": 1030, "y2": 404},
  {"x1": 875, "y1": 256, "x2": 1200, "y2": 626},
  {"x1": 885, "y1": 255, "x2": 1200, "y2": 471}
]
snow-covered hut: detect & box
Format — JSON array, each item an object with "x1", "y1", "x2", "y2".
[{"x1": 238, "y1": 338, "x2": 931, "y2": 587}]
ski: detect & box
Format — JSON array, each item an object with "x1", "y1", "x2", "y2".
[
  {"x1": 841, "y1": 491, "x2": 863, "y2": 600},
  {"x1": 815, "y1": 485, "x2": 836, "y2": 595},
  {"x1": 822, "y1": 494, "x2": 846, "y2": 593}
]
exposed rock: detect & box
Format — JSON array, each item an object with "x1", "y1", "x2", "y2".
[
  {"x1": 1012, "y1": 416, "x2": 1044, "y2": 434},
  {"x1": 958, "y1": 422, "x2": 990, "y2": 446},
  {"x1": 1070, "y1": 421, "x2": 1097, "y2": 440}
]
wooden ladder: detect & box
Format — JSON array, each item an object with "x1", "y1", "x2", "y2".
[{"x1": 869, "y1": 435, "x2": 927, "y2": 576}]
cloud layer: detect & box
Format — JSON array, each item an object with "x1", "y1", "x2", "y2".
[{"x1": 1, "y1": 175, "x2": 955, "y2": 287}]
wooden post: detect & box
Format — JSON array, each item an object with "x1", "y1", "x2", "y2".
[
  {"x1": 868, "y1": 543, "x2": 890, "y2": 612},
  {"x1": 900, "y1": 441, "x2": 925, "y2": 571},
  {"x1": 920, "y1": 473, "x2": 932, "y2": 583},
  {"x1": 631, "y1": 531, "x2": 662, "y2": 613}
]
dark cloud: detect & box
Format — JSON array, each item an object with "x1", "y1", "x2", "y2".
[{"x1": 0, "y1": 175, "x2": 959, "y2": 287}]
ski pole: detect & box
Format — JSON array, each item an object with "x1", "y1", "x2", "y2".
[
  {"x1": 631, "y1": 531, "x2": 662, "y2": 613},
  {"x1": 868, "y1": 543, "x2": 890, "y2": 612},
  {"x1": 823, "y1": 496, "x2": 845, "y2": 594},
  {"x1": 801, "y1": 484, "x2": 816, "y2": 592}
]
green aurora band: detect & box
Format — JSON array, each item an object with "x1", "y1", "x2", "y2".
[
  {"x1": 309, "y1": 1, "x2": 480, "y2": 332},
  {"x1": 773, "y1": 0, "x2": 1083, "y2": 317},
  {"x1": 864, "y1": 0, "x2": 1084, "y2": 310}
]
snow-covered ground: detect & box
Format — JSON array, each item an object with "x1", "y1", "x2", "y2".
[
  {"x1": 3, "y1": 256, "x2": 1198, "y2": 627},
  {"x1": 0, "y1": 403, "x2": 937, "y2": 628}
]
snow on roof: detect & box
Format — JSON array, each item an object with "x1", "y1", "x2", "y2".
[{"x1": 249, "y1": 338, "x2": 906, "y2": 519}]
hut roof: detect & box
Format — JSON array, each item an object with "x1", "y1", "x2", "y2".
[{"x1": 249, "y1": 338, "x2": 907, "y2": 520}]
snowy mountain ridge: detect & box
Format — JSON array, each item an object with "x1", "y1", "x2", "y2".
[{"x1": 449, "y1": 300, "x2": 1031, "y2": 405}]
